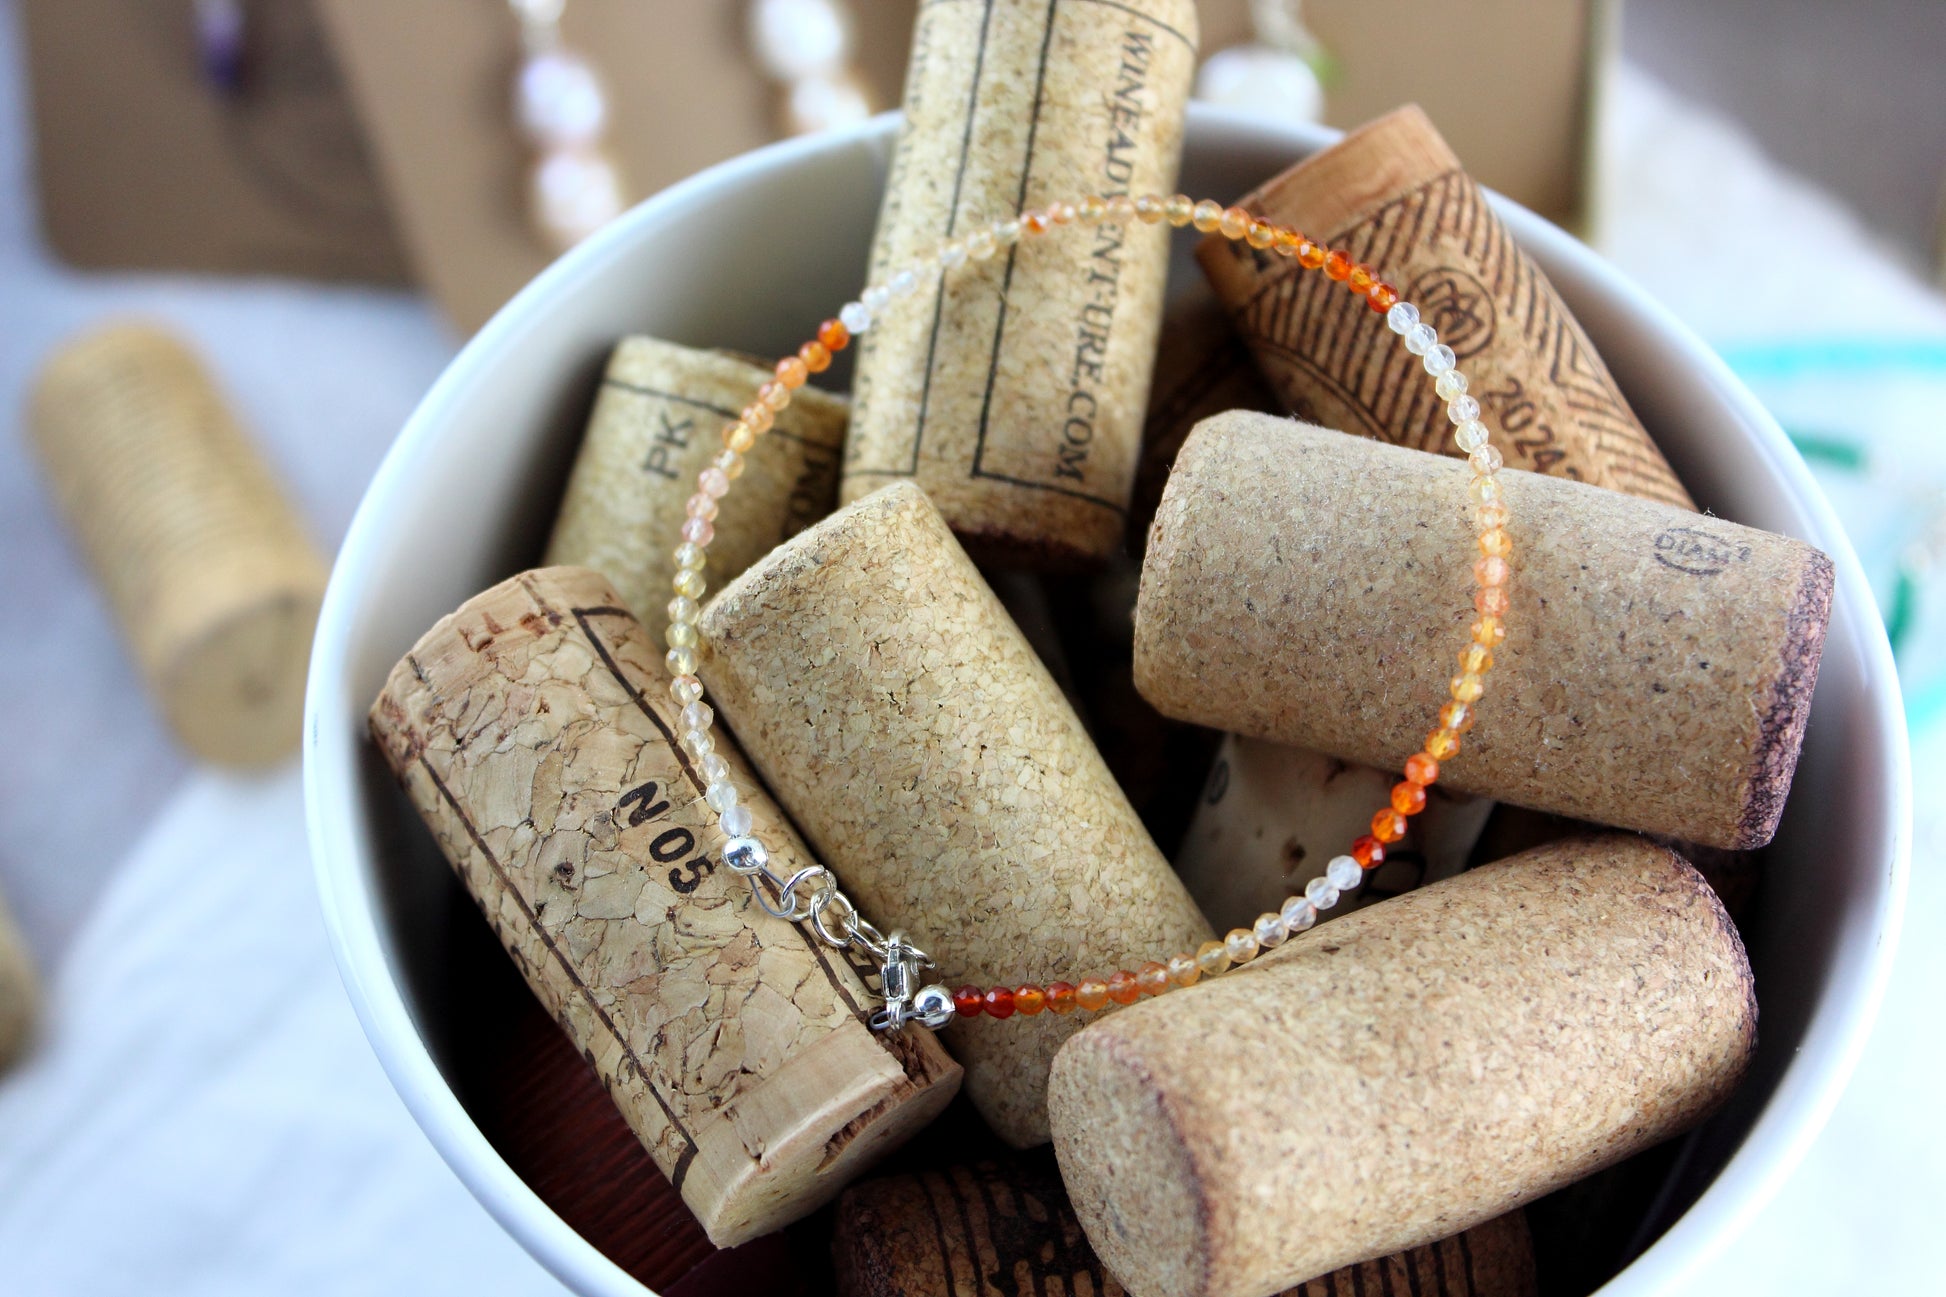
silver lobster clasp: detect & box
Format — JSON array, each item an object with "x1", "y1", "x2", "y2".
[{"x1": 868, "y1": 931, "x2": 954, "y2": 1032}]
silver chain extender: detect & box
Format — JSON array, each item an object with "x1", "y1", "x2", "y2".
[{"x1": 722, "y1": 837, "x2": 956, "y2": 1032}]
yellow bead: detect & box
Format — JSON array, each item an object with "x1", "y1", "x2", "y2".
[
  {"x1": 1459, "y1": 644, "x2": 1494, "y2": 675},
  {"x1": 1218, "y1": 206, "x2": 1250, "y2": 239},
  {"x1": 1195, "y1": 939, "x2": 1232, "y2": 977},
  {"x1": 1192, "y1": 199, "x2": 1224, "y2": 232},
  {"x1": 713, "y1": 448, "x2": 745, "y2": 480},
  {"x1": 1451, "y1": 672, "x2": 1486, "y2": 703},
  {"x1": 673, "y1": 569, "x2": 706, "y2": 600},
  {"x1": 1166, "y1": 952, "x2": 1200, "y2": 987},
  {"x1": 1134, "y1": 193, "x2": 1166, "y2": 223},
  {"x1": 1078, "y1": 195, "x2": 1107, "y2": 222},
  {"x1": 1164, "y1": 194, "x2": 1195, "y2": 226},
  {"x1": 1479, "y1": 527, "x2": 1512, "y2": 558},
  {"x1": 1472, "y1": 615, "x2": 1506, "y2": 647},
  {"x1": 1425, "y1": 728, "x2": 1462, "y2": 761},
  {"x1": 724, "y1": 421, "x2": 756, "y2": 454}
]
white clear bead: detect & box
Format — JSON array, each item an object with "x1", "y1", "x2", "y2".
[
  {"x1": 705, "y1": 781, "x2": 739, "y2": 814},
  {"x1": 1422, "y1": 344, "x2": 1457, "y2": 376},
  {"x1": 1253, "y1": 911, "x2": 1290, "y2": 949},
  {"x1": 861, "y1": 284, "x2": 891, "y2": 313},
  {"x1": 719, "y1": 803, "x2": 754, "y2": 838},
  {"x1": 991, "y1": 218, "x2": 1022, "y2": 245},
  {"x1": 1454, "y1": 420, "x2": 1490, "y2": 453},
  {"x1": 1435, "y1": 369, "x2": 1469, "y2": 401},
  {"x1": 674, "y1": 542, "x2": 706, "y2": 571},
  {"x1": 683, "y1": 728, "x2": 713, "y2": 757},
  {"x1": 723, "y1": 836, "x2": 769, "y2": 875},
  {"x1": 784, "y1": 70, "x2": 871, "y2": 135},
  {"x1": 839, "y1": 301, "x2": 872, "y2": 333},
  {"x1": 889, "y1": 268, "x2": 917, "y2": 296},
  {"x1": 1326, "y1": 855, "x2": 1364, "y2": 891},
  {"x1": 939, "y1": 240, "x2": 968, "y2": 269},
  {"x1": 1470, "y1": 445, "x2": 1505, "y2": 474},
  {"x1": 1447, "y1": 395, "x2": 1481, "y2": 425},
  {"x1": 680, "y1": 702, "x2": 713, "y2": 733},
  {"x1": 668, "y1": 595, "x2": 699, "y2": 626},
  {"x1": 666, "y1": 646, "x2": 698, "y2": 676},
  {"x1": 1305, "y1": 876, "x2": 1341, "y2": 910},
  {"x1": 698, "y1": 753, "x2": 730, "y2": 783},
  {"x1": 665, "y1": 621, "x2": 698, "y2": 650},
  {"x1": 749, "y1": 0, "x2": 850, "y2": 81},
  {"x1": 967, "y1": 229, "x2": 998, "y2": 260},
  {"x1": 1404, "y1": 322, "x2": 1438, "y2": 356},
  {"x1": 531, "y1": 147, "x2": 624, "y2": 252},
  {"x1": 1386, "y1": 301, "x2": 1420, "y2": 335},
  {"x1": 516, "y1": 51, "x2": 608, "y2": 149},
  {"x1": 1281, "y1": 895, "x2": 1317, "y2": 933},
  {"x1": 669, "y1": 675, "x2": 703, "y2": 706}
]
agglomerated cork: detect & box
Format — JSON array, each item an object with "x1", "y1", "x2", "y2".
[
  {"x1": 1135, "y1": 415, "x2": 1832, "y2": 850},
  {"x1": 843, "y1": 0, "x2": 1199, "y2": 568},
  {"x1": 833, "y1": 1155, "x2": 1535, "y2": 1297},
  {"x1": 1176, "y1": 735, "x2": 1493, "y2": 934},
  {"x1": 697, "y1": 483, "x2": 1213, "y2": 1147},
  {"x1": 27, "y1": 323, "x2": 328, "y2": 767},
  {"x1": 0, "y1": 890, "x2": 37, "y2": 1072},
  {"x1": 1197, "y1": 105, "x2": 1693, "y2": 511},
  {"x1": 544, "y1": 336, "x2": 847, "y2": 640},
  {"x1": 368, "y1": 566, "x2": 960, "y2": 1246},
  {"x1": 1050, "y1": 834, "x2": 1757, "y2": 1297}
]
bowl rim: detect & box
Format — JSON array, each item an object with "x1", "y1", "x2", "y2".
[{"x1": 304, "y1": 104, "x2": 1911, "y2": 1297}]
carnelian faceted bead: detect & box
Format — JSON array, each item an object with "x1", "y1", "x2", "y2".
[
  {"x1": 1479, "y1": 527, "x2": 1512, "y2": 558},
  {"x1": 1475, "y1": 556, "x2": 1511, "y2": 588},
  {"x1": 1106, "y1": 970, "x2": 1141, "y2": 1005},
  {"x1": 1075, "y1": 978, "x2": 1111, "y2": 1012},
  {"x1": 1045, "y1": 981, "x2": 1078, "y2": 1014},
  {"x1": 1451, "y1": 673, "x2": 1486, "y2": 704},
  {"x1": 798, "y1": 340, "x2": 832, "y2": 373},
  {"x1": 1021, "y1": 210, "x2": 1052, "y2": 236},
  {"x1": 984, "y1": 986, "x2": 1016, "y2": 1019},
  {"x1": 1391, "y1": 781, "x2": 1427, "y2": 816},
  {"x1": 1425, "y1": 728, "x2": 1462, "y2": 761},
  {"x1": 1471, "y1": 615, "x2": 1507, "y2": 648},
  {"x1": 1351, "y1": 834, "x2": 1386, "y2": 868},
  {"x1": 1272, "y1": 227, "x2": 1301, "y2": 256},
  {"x1": 1439, "y1": 701, "x2": 1476, "y2": 734},
  {"x1": 1014, "y1": 984, "x2": 1047, "y2": 1015},
  {"x1": 1476, "y1": 586, "x2": 1511, "y2": 617},
  {"x1": 1245, "y1": 219, "x2": 1277, "y2": 249},
  {"x1": 1404, "y1": 753, "x2": 1439, "y2": 786},
  {"x1": 817, "y1": 318, "x2": 850, "y2": 351},
  {"x1": 1324, "y1": 249, "x2": 1353, "y2": 280},
  {"x1": 1368, "y1": 281, "x2": 1401, "y2": 312},
  {"x1": 1135, "y1": 961, "x2": 1171, "y2": 996},
  {"x1": 953, "y1": 986, "x2": 984, "y2": 1017},
  {"x1": 1371, "y1": 808, "x2": 1408, "y2": 844},
  {"x1": 775, "y1": 356, "x2": 809, "y2": 389},
  {"x1": 1347, "y1": 263, "x2": 1376, "y2": 293},
  {"x1": 1297, "y1": 239, "x2": 1327, "y2": 270},
  {"x1": 1459, "y1": 644, "x2": 1494, "y2": 676}
]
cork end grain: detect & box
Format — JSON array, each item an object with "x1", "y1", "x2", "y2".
[{"x1": 1737, "y1": 547, "x2": 1835, "y2": 848}]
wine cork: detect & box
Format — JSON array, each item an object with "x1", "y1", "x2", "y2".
[
  {"x1": 0, "y1": 889, "x2": 37, "y2": 1072},
  {"x1": 368, "y1": 566, "x2": 961, "y2": 1246},
  {"x1": 1134, "y1": 414, "x2": 1832, "y2": 850},
  {"x1": 1197, "y1": 105, "x2": 1693, "y2": 511},
  {"x1": 833, "y1": 1156, "x2": 1536, "y2": 1297},
  {"x1": 1049, "y1": 834, "x2": 1757, "y2": 1297},
  {"x1": 842, "y1": 0, "x2": 1199, "y2": 568},
  {"x1": 27, "y1": 323, "x2": 328, "y2": 766},
  {"x1": 1178, "y1": 735, "x2": 1493, "y2": 934},
  {"x1": 697, "y1": 482, "x2": 1213, "y2": 1147},
  {"x1": 543, "y1": 336, "x2": 847, "y2": 640}
]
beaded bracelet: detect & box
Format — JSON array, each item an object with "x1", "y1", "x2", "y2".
[{"x1": 658, "y1": 192, "x2": 1510, "y2": 1031}]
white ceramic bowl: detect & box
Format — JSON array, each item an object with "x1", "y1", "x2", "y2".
[{"x1": 305, "y1": 108, "x2": 1910, "y2": 1296}]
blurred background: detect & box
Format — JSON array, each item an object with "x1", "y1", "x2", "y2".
[{"x1": 1, "y1": 0, "x2": 1941, "y2": 1292}]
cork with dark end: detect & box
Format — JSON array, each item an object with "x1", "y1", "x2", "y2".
[
  {"x1": 1134, "y1": 414, "x2": 1831, "y2": 850},
  {"x1": 842, "y1": 0, "x2": 1199, "y2": 568},
  {"x1": 0, "y1": 889, "x2": 37, "y2": 1073},
  {"x1": 27, "y1": 323, "x2": 328, "y2": 767},
  {"x1": 1197, "y1": 104, "x2": 1693, "y2": 511},
  {"x1": 368, "y1": 566, "x2": 960, "y2": 1246},
  {"x1": 544, "y1": 336, "x2": 847, "y2": 640},
  {"x1": 833, "y1": 1155, "x2": 1536, "y2": 1297},
  {"x1": 697, "y1": 483, "x2": 1213, "y2": 1147},
  {"x1": 1176, "y1": 735, "x2": 1493, "y2": 934},
  {"x1": 1049, "y1": 835, "x2": 1757, "y2": 1297}
]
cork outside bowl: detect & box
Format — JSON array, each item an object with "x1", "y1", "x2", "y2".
[{"x1": 304, "y1": 108, "x2": 1909, "y2": 1296}]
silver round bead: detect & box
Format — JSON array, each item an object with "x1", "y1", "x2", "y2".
[
  {"x1": 723, "y1": 836, "x2": 770, "y2": 875},
  {"x1": 911, "y1": 985, "x2": 956, "y2": 1029}
]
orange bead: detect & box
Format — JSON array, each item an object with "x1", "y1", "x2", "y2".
[
  {"x1": 1245, "y1": 219, "x2": 1276, "y2": 249},
  {"x1": 1351, "y1": 834, "x2": 1386, "y2": 868},
  {"x1": 1135, "y1": 961, "x2": 1171, "y2": 996},
  {"x1": 1075, "y1": 978, "x2": 1111, "y2": 1012},
  {"x1": 774, "y1": 356, "x2": 808, "y2": 389},
  {"x1": 1451, "y1": 672, "x2": 1486, "y2": 703},
  {"x1": 1347, "y1": 263, "x2": 1376, "y2": 293},
  {"x1": 1425, "y1": 728, "x2": 1462, "y2": 761},
  {"x1": 1439, "y1": 701, "x2": 1476, "y2": 734},
  {"x1": 983, "y1": 986, "x2": 1015, "y2": 1019},
  {"x1": 1475, "y1": 555, "x2": 1510, "y2": 588},
  {"x1": 1470, "y1": 615, "x2": 1506, "y2": 648},
  {"x1": 818, "y1": 318, "x2": 850, "y2": 351},
  {"x1": 1272, "y1": 227, "x2": 1301, "y2": 256},
  {"x1": 1459, "y1": 644, "x2": 1494, "y2": 676},
  {"x1": 1371, "y1": 807, "x2": 1408, "y2": 844},
  {"x1": 1479, "y1": 527, "x2": 1512, "y2": 558},
  {"x1": 1323, "y1": 250, "x2": 1353, "y2": 281},
  {"x1": 1297, "y1": 240, "x2": 1327, "y2": 270},
  {"x1": 1475, "y1": 585, "x2": 1511, "y2": 617},
  {"x1": 952, "y1": 986, "x2": 984, "y2": 1017},
  {"x1": 1045, "y1": 981, "x2": 1077, "y2": 1014},
  {"x1": 1368, "y1": 281, "x2": 1401, "y2": 312},
  {"x1": 1391, "y1": 780, "x2": 1427, "y2": 816},
  {"x1": 1021, "y1": 210, "x2": 1052, "y2": 236},
  {"x1": 798, "y1": 340, "x2": 832, "y2": 373},
  {"x1": 1404, "y1": 752, "x2": 1439, "y2": 786},
  {"x1": 1106, "y1": 970, "x2": 1141, "y2": 1005},
  {"x1": 1014, "y1": 984, "x2": 1047, "y2": 1015}
]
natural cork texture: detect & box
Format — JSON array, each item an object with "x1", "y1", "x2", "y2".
[
  {"x1": 0, "y1": 890, "x2": 37, "y2": 1072},
  {"x1": 544, "y1": 336, "x2": 847, "y2": 640},
  {"x1": 368, "y1": 566, "x2": 960, "y2": 1247},
  {"x1": 843, "y1": 0, "x2": 1199, "y2": 568},
  {"x1": 1176, "y1": 736, "x2": 1492, "y2": 934},
  {"x1": 1197, "y1": 105, "x2": 1693, "y2": 511},
  {"x1": 1050, "y1": 835, "x2": 1757, "y2": 1297},
  {"x1": 27, "y1": 323, "x2": 328, "y2": 766},
  {"x1": 1135, "y1": 415, "x2": 1831, "y2": 850},
  {"x1": 833, "y1": 1155, "x2": 1536, "y2": 1297},
  {"x1": 698, "y1": 483, "x2": 1212, "y2": 1147}
]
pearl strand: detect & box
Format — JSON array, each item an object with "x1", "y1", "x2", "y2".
[{"x1": 660, "y1": 193, "x2": 1512, "y2": 1022}]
